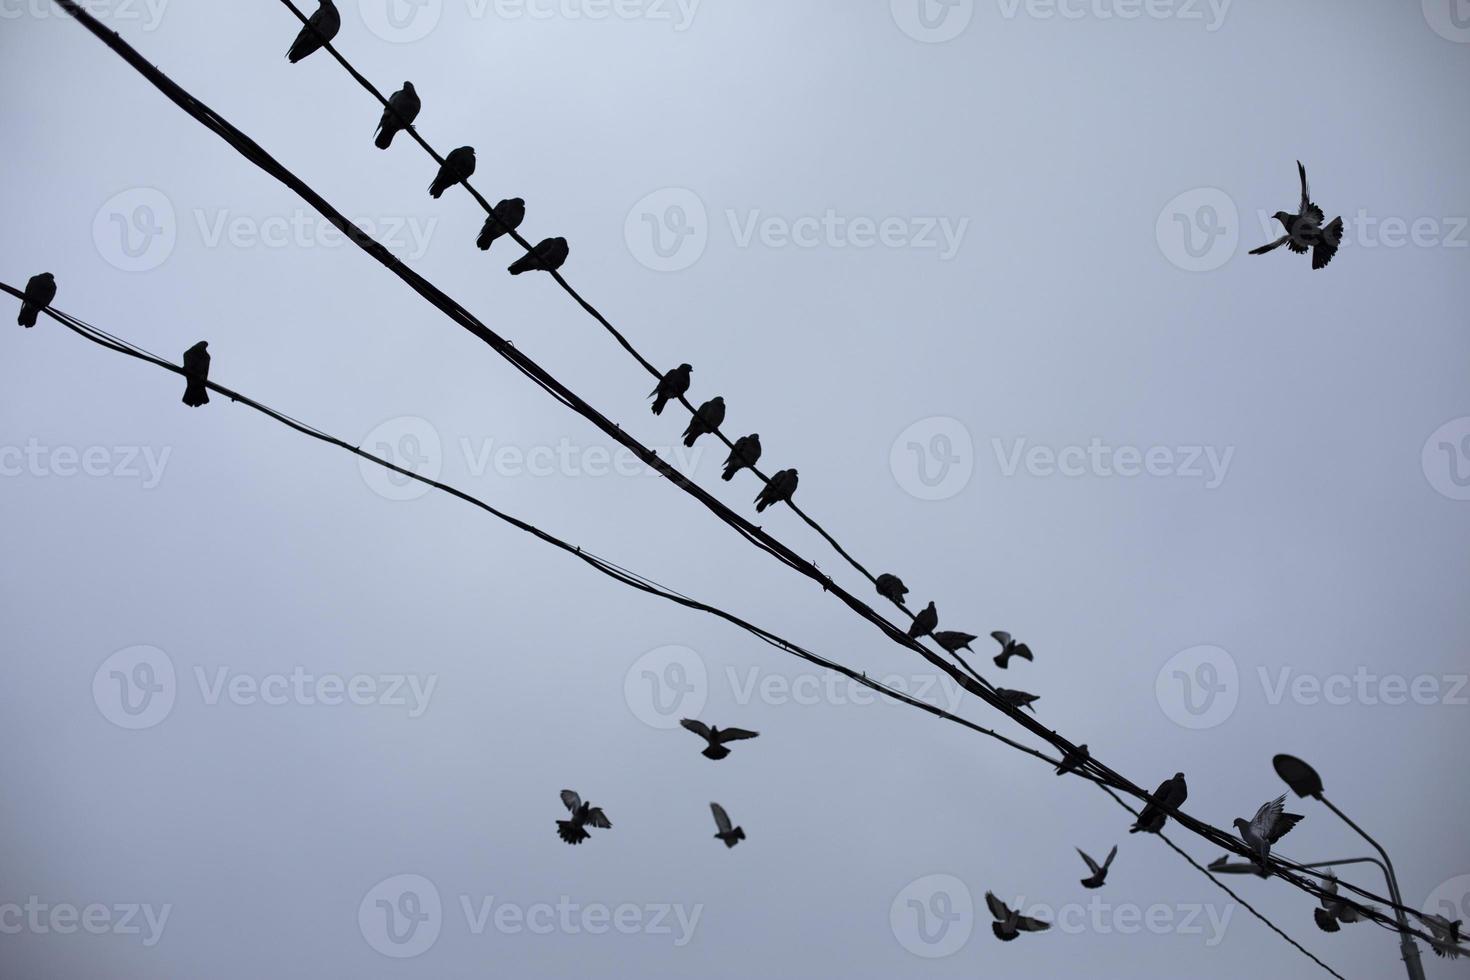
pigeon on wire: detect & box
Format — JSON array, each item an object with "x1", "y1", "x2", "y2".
[
  {"x1": 1249, "y1": 161, "x2": 1344, "y2": 270},
  {"x1": 722, "y1": 434, "x2": 761, "y2": 481},
  {"x1": 679, "y1": 719, "x2": 759, "y2": 761},
  {"x1": 985, "y1": 892, "x2": 1050, "y2": 942},
  {"x1": 1233, "y1": 794, "x2": 1303, "y2": 871},
  {"x1": 875, "y1": 573, "x2": 908, "y2": 606},
  {"x1": 1130, "y1": 772, "x2": 1187, "y2": 833},
  {"x1": 374, "y1": 82, "x2": 421, "y2": 149},
  {"x1": 477, "y1": 198, "x2": 526, "y2": 251},
  {"x1": 1424, "y1": 914, "x2": 1464, "y2": 959},
  {"x1": 990, "y1": 631, "x2": 1034, "y2": 669},
  {"x1": 755, "y1": 469, "x2": 798, "y2": 513},
  {"x1": 1313, "y1": 872, "x2": 1372, "y2": 932},
  {"x1": 16, "y1": 272, "x2": 56, "y2": 328},
  {"x1": 1076, "y1": 846, "x2": 1117, "y2": 889},
  {"x1": 181, "y1": 341, "x2": 210, "y2": 408},
  {"x1": 996, "y1": 688, "x2": 1040, "y2": 713},
  {"x1": 650, "y1": 364, "x2": 692, "y2": 415},
  {"x1": 709, "y1": 803, "x2": 745, "y2": 848},
  {"x1": 428, "y1": 146, "x2": 476, "y2": 199},
  {"x1": 286, "y1": 0, "x2": 340, "y2": 63},
  {"x1": 1055, "y1": 744, "x2": 1089, "y2": 776},
  {"x1": 933, "y1": 631, "x2": 977, "y2": 654},
  {"x1": 508, "y1": 237, "x2": 569, "y2": 276},
  {"x1": 683, "y1": 397, "x2": 726, "y2": 448},
  {"x1": 906, "y1": 601, "x2": 938, "y2": 639},
  {"x1": 555, "y1": 790, "x2": 611, "y2": 845}
]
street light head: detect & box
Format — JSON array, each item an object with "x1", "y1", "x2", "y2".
[{"x1": 1274, "y1": 754, "x2": 1324, "y2": 799}]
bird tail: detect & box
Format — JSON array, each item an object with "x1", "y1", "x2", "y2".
[
  {"x1": 182, "y1": 383, "x2": 209, "y2": 408},
  {"x1": 724, "y1": 827, "x2": 745, "y2": 848},
  {"x1": 992, "y1": 654, "x2": 1007, "y2": 669},
  {"x1": 652, "y1": 396, "x2": 668, "y2": 416},
  {"x1": 18, "y1": 303, "x2": 37, "y2": 328},
  {"x1": 721, "y1": 464, "x2": 737, "y2": 481},
  {"x1": 477, "y1": 225, "x2": 496, "y2": 251},
  {"x1": 429, "y1": 182, "x2": 445, "y2": 200},
  {"x1": 683, "y1": 431, "x2": 699, "y2": 449},
  {"x1": 991, "y1": 923, "x2": 1018, "y2": 942},
  {"x1": 556, "y1": 821, "x2": 588, "y2": 845},
  {"x1": 1313, "y1": 217, "x2": 1343, "y2": 270},
  {"x1": 374, "y1": 125, "x2": 394, "y2": 150}
]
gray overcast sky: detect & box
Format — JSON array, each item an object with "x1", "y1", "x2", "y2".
[{"x1": 2, "y1": 1, "x2": 1468, "y2": 977}]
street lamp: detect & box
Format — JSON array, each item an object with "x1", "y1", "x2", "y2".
[{"x1": 1273, "y1": 754, "x2": 1427, "y2": 980}]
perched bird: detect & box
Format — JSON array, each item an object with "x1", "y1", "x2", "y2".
[
  {"x1": 990, "y1": 631, "x2": 1034, "y2": 669},
  {"x1": 508, "y1": 237, "x2": 570, "y2": 276},
  {"x1": 995, "y1": 688, "x2": 1040, "y2": 713},
  {"x1": 1055, "y1": 744, "x2": 1089, "y2": 776},
  {"x1": 1313, "y1": 872, "x2": 1372, "y2": 932},
  {"x1": 985, "y1": 892, "x2": 1050, "y2": 942},
  {"x1": 181, "y1": 341, "x2": 210, "y2": 408},
  {"x1": 709, "y1": 802, "x2": 745, "y2": 849},
  {"x1": 683, "y1": 396, "x2": 726, "y2": 448},
  {"x1": 907, "y1": 601, "x2": 938, "y2": 639},
  {"x1": 555, "y1": 789, "x2": 611, "y2": 845},
  {"x1": 1424, "y1": 914, "x2": 1464, "y2": 959},
  {"x1": 428, "y1": 146, "x2": 476, "y2": 199},
  {"x1": 875, "y1": 573, "x2": 909, "y2": 606},
  {"x1": 1249, "y1": 161, "x2": 1345, "y2": 270},
  {"x1": 286, "y1": 0, "x2": 340, "y2": 63},
  {"x1": 1233, "y1": 795, "x2": 1303, "y2": 871},
  {"x1": 722, "y1": 434, "x2": 761, "y2": 481},
  {"x1": 374, "y1": 82, "x2": 421, "y2": 149},
  {"x1": 679, "y1": 719, "x2": 759, "y2": 761},
  {"x1": 755, "y1": 469, "x2": 798, "y2": 513},
  {"x1": 650, "y1": 364, "x2": 693, "y2": 416},
  {"x1": 1130, "y1": 772, "x2": 1188, "y2": 834},
  {"x1": 17, "y1": 272, "x2": 56, "y2": 328},
  {"x1": 477, "y1": 198, "x2": 526, "y2": 251},
  {"x1": 933, "y1": 631, "x2": 977, "y2": 654},
  {"x1": 1076, "y1": 845, "x2": 1117, "y2": 889}
]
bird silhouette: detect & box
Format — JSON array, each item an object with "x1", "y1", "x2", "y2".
[
  {"x1": 990, "y1": 631, "x2": 1034, "y2": 669},
  {"x1": 985, "y1": 892, "x2": 1050, "y2": 942},
  {"x1": 428, "y1": 146, "x2": 476, "y2": 199},
  {"x1": 556, "y1": 790, "x2": 611, "y2": 845},
  {"x1": 286, "y1": 0, "x2": 340, "y2": 63},
  {"x1": 1130, "y1": 772, "x2": 1188, "y2": 833},
  {"x1": 649, "y1": 364, "x2": 692, "y2": 415},
  {"x1": 995, "y1": 688, "x2": 1040, "y2": 713},
  {"x1": 755, "y1": 469, "x2": 798, "y2": 513},
  {"x1": 1076, "y1": 845, "x2": 1117, "y2": 889},
  {"x1": 508, "y1": 237, "x2": 569, "y2": 276},
  {"x1": 374, "y1": 82, "x2": 420, "y2": 149},
  {"x1": 1233, "y1": 795, "x2": 1303, "y2": 871},
  {"x1": 679, "y1": 719, "x2": 759, "y2": 760},
  {"x1": 1055, "y1": 744, "x2": 1089, "y2": 776},
  {"x1": 477, "y1": 198, "x2": 526, "y2": 251},
  {"x1": 722, "y1": 434, "x2": 761, "y2": 481},
  {"x1": 1312, "y1": 872, "x2": 1372, "y2": 932},
  {"x1": 933, "y1": 631, "x2": 977, "y2": 653},
  {"x1": 1425, "y1": 914, "x2": 1463, "y2": 959},
  {"x1": 875, "y1": 573, "x2": 909, "y2": 606},
  {"x1": 1249, "y1": 161, "x2": 1344, "y2": 270},
  {"x1": 17, "y1": 272, "x2": 56, "y2": 328},
  {"x1": 907, "y1": 601, "x2": 938, "y2": 639},
  {"x1": 709, "y1": 802, "x2": 746, "y2": 848},
  {"x1": 181, "y1": 341, "x2": 210, "y2": 408},
  {"x1": 683, "y1": 397, "x2": 726, "y2": 448}
]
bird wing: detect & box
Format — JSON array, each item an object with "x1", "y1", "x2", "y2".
[
  {"x1": 1249, "y1": 235, "x2": 1290, "y2": 255},
  {"x1": 1101, "y1": 845, "x2": 1118, "y2": 870},
  {"x1": 585, "y1": 807, "x2": 612, "y2": 829},
  {"x1": 710, "y1": 802, "x2": 732, "y2": 834},
  {"x1": 1013, "y1": 643, "x2": 1034, "y2": 662},
  {"x1": 1164, "y1": 776, "x2": 1188, "y2": 808},
  {"x1": 714, "y1": 727, "x2": 760, "y2": 744},
  {"x1": 1287, "y1": 236, "x2": 1310, "y2": 254},
  {"x1": 680, "y1": 718, "x2": 712, "y2": 740},
  {"x1": 1296, "y1": 162, "x2": 1326, "y2": 224},
  {"x1": 991, "y1": 631, "x2": 1013, "y2": 647},
  {"x1": 1266, "y1": 812, "x2": 1303, "y2": 844},
  {"x1": 1017, "y1": 914, "x2": 1051, "y2": 933},
  {"x1": 560, "y1": 790, "x2": 582, "y2": 813},
  {"x1": 1249, "y1": 795, "x2": 1287, "y2": 839},
  {"x1": 1076, "y1": 848, "x2": 1101, "y2": 875},
  {"x1": 984, "y1": 891, "x2": 1011, "y2": 922}
]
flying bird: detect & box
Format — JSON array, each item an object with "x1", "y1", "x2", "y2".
[
  {"x1": 1424, "y1": 914, "x2": 1463, "y2": 959},
  {"x1": 1233, "y1": 794, "x2": 1303, "y2": 870},
  {"x1": 709, "y1": 802, "x2": 745, "y2": 849},
  {"x1": 722, "y1": 434, "x2": 761, "y2": 481},
  {"x1": 508, "y1": 237, "x2": 569, "y2": 276},
  {"x1": 933, "y1": 631, "x2": 977, "y2": 654},
  {"x1": 649, "y1": 364, "x2": 692, "y2": 415},
  {"x1": 428, "y1": 146, "x2": 476, "y2": 199},
  {"x1": 1055, "y1": 744, "x2": 1089, "y2": 776},
  {"x1": 17, "y1": 272, "x2": 56, "y2": 328},
  {"x1": 181, "y1": 341, "x2": 210, "y2": 408},
  {"x1": 755, "y1": 469, "x2": 798, "y2": 513},
  {"x1": 995, "y1": 688, "x2": 1040, "y2": 713},
  {"x1": 374, "y1": 82, "x2": 421, "y2": 149},
  {"x1": 985, "y1": 892, "x2": 1050, "y2": 942},
  {"x1": 1249, "y1": 161, "x2": 1345, "y2": 270},
  {"x1": 1076, "y1": 845, "x2": 1117, "y2": 889},
  {"x1": 907, "y1": 601, "x2": 938, "y2": 639},
  {"x1": 555, "y1": 790, "x2": 611, "y2": 845},
  {"x1": 679, "y1": 719, "x2": 759, "y2": 761},
  {"x1": 1313, "y1": 872, "x2": 1372, "y2": 932},
  {"x1": 875, "y1": 573, "x2": 908, "y2": 606},
  {"x1": 286, "y1": 0, "x2": 340, "y2": 64},
  {"x1": 1130, "y1": 772, "x2": 1188, "y2": 834},
  {"x1": 477, "y1": 198, "x2": 526, "y2": 251},
  {"x1": 683, "y1": 396, "x2": 726, "y2": 448},
  {"x1": 990, "y1": 631, "x2": 1034, "y2": 669}
]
